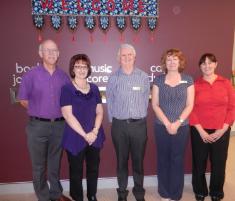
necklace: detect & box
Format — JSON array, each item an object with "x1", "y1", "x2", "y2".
[{"x1": 73, "y1": 80, "x2": 89, "y2": 91}]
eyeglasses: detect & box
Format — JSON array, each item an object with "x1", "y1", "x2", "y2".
[
  {"x1": 74, "y1": 65, "x2": 88, "y2": 70},
  {"x1": 41, "y1": 48, "x2": 58, "y2": 54}
]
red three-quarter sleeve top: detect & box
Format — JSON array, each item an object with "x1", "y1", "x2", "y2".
[{"x1": 189, "y1": 75, "x2": 235, "y2": 129}]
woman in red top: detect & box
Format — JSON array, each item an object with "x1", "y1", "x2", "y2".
[{"x1": 189, "y1": 53, "x2": 235, "y2": 201}]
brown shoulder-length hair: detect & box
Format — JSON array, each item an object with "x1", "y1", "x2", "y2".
[
  {"x1": 198, "y1": 53, "x2": 217, "y2": 67},
  {"x1": 69, "y1": 54, "x2": 92, "y2": 78},
  {"x1": 161, "y1": 48, "x2": 186, "y2": 73}
]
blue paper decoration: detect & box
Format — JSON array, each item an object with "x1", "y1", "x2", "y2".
[
  {"x1": 33, "y1": 15, "x2": 44, "y2": 30},
  {"x1": 84, "y1": 16, "x2": 96, "y2": 32},
  {"x1": 116, "y1": 16, "x2": 127, "y2": 32},
  {"x1": 67, "y1": 16, "x2": 78, "y2": 31},
  {"x1": 51, "y1": 15, "x2": 62, "y2": 30},
  {"x1": 147, "y1": 17, "x2": 158, "y2": 31},
  {"x1": 130, "y1": 16, "x2": 141, "y2": 31},
  {"x1": 99, "y1": 16, "x2": 110, "y2": 32}
]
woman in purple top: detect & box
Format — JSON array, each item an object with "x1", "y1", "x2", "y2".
[{"x1": 60, "y1": 54, "x2": 105, "y2": 201}]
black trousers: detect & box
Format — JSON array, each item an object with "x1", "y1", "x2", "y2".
[
  {"x1": 111, "y1": 118, "x2": 147, "y2": 200},
  {"x1": 66, "y1": 146, "x2": 100, "y2": 201},
  {"x1": 190, "y1": 126, "x2": 230, "y2": 199}
]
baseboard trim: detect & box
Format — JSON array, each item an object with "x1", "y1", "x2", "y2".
[{"x1": 0, "y1": 174, "x2": 196, "y2": 195}]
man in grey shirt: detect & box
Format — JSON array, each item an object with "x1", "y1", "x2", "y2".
[{"x1": 106, "y1": 44, "x2": 150, "y2": 201}]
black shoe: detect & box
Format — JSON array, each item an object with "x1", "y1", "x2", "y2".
[
  {"x1": 195, "y1": 194, "x2": 205, "y2": 201},
  {"x1": 211, "y1": 196, "x2": 221, "y2": 201},
  {"x1": 88, "y1": 196, "x2": 97, "y2": 201},
  {"x1": 117, "y1": 188, "x2": 128, "y2": 201}
]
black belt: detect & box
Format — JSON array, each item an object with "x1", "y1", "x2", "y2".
[
  {"x1": 114, "y1": 117, "x2": 145, "y2": 124},
  {"x1": 30, "y1": 116, "x2": 65, "y2": 122}
]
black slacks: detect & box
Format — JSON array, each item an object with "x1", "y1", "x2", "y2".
[
  {"x1": 190, "y1": 126, "x2": 230, "y2": 199},
  {"x1": 66, "y1": 146, "x2": 100, "y2": 201},
  {"x1": 111, "y1": 118, "x2": 147, "y2": 200}
]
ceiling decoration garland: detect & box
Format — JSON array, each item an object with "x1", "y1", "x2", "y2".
[{"x1": 32, "y1": 0, "x2": 159, "y2": 40}]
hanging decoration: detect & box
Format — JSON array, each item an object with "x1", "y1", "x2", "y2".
[
  {"x1": 31, "y1": 0, "x2": 159, "y2": 40},
  {"x1": 67, "y1": 16, "x2": 79, "y2": 41},
  {"x1": 116, "y1": 16, "x2": 127, "y2": 32},
  {"x1": 130, "y1": 16, "x2": 141, "y2": 43},
  {"x1": 32, "y1": 15, "x2": 45, "y2": 41},
  {"x1": 84, "y1": 16, "x2": 96, "y2": 42},
  {"x1": 147, "y1": 17, "x2": 158, "y2": 32},
  {"x1": 32, "y1": 0, "x2": 157, "y2": 16},
  {"x1": 147, "y1": 17, "x2": 158, "y2": 41},
  {"x1": 99, "y1": 16, "x2": 110, "y2": 42},
  {"x1": 130, "y1": 16, "x2": 141, "y2": 31},
  {"x1": 99, "y1": 16, "x2": 110, "y2": 33},
  {"x1": 33, "y1": 15, "x2": 44, "y2": 30},
  {"x1": 67, "y1": 16, "x2": 78, "y2": 31},
  {"x1": 51, "y1": 15, "x2": 62, "y2": 30},
  {"x1": 84, "y1": 16, "x2": 96, "y2": 32},
  {"x1": 116, "y1": 16, "x2": 127, "y2": 41}
]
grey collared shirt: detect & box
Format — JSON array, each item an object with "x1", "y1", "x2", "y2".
[{"x1": 106, "y1": 67, "x2": 150, "y2": 122}]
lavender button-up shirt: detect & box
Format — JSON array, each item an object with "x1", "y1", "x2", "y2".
[
  {"x1": 17, "y1": 65, "x2": 69, "y2": 118},
  {"x1": 106, "y1": 67, "x2": 150, "y2": 122}
]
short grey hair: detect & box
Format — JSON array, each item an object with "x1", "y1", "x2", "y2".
[
  {"x1": 117, "y1": 43, "x2": 136, "y2": 59},
  {"x1": 38, "y1": 39, "x2": 58, "y2": 52}
]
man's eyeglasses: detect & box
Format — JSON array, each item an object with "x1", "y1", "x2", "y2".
[
  {"x1": 41, "y1": 48, "x2": 58, "y2": 54},
  {"x1": 74, "y1": 65, "x2": 88, "y2": 70}
]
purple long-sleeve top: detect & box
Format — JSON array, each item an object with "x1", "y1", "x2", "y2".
[{"x1": 60, "y1": 82, "x2": 105, "y2": 155}]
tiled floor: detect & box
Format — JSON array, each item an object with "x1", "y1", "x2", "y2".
[{"x1": 0, "y1": 136, "x2": 234, "y2": 201}]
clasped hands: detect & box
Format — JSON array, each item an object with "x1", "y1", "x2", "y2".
[
  {"x1": 200, "y1": 129, "x2": 224, "y2": 143},
  {"x1": 83, "y1": 129, "x2": 98, "y2": 145},
  {"x1": 166, "y1": 121, "x2": 181, "y2": 135}
]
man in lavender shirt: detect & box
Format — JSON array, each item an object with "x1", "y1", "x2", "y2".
[
  {"x1": 106, "y1": 44, "x2": 150, "y2": 201},
  {"x1": 17, "y1": 39, "x2": 71, "y2": 201}
]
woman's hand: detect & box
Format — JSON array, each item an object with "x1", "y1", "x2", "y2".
[
  {"x1": 84, "y1": 132, "x2": 97, "y2": 145},
  {"x1": 195, "y1": 124, "x2": 214, "y2": 143},
  {"x1": 198, "y1": 130, "x2": 215, "y2": 143},
  {"x1": 210, "y1": 124, "x2": 229, "y2": 142},
  {"x1": 166, "y1": 121, "x2": 180, "y2": 135}
]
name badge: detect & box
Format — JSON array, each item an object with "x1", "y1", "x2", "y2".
[
  {"x1": 179, "y1": 80, "x2": 188, "y2": 84},
  {"x1": 133, "y1": 86, "x2": 141, "y2": 91}
]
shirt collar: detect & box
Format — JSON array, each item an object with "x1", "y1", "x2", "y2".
[
  {"x1": 119, "y1": 67, "x2": 138, "y2": 75},
  {"x1": 39, "y1": 64, "x2": 58, "y2": 74},
  {"x1": 197, "y1": 74, "x2": 226, "y2": 84}
]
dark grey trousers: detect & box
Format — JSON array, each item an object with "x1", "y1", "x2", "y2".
[
  {"x1": 26, "y1": 119, "x2": 65, "y2": 201},
  {"x1": 111, "y1": 118, "x2": 147, "y2": 200}
]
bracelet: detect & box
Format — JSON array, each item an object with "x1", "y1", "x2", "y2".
[{"x1": 178, "y1": 118, "x2": 184, "y2": 123}]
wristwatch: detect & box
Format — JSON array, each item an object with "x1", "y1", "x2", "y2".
[{"x1": 178, "y1": 118, "x2": 184, "y2": 123}]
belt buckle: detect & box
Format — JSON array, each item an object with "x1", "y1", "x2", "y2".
[
  {"x1": 51, "y1": 118, "x2": 55, "y2": 122},
  {"x1": 126, "y1": 119, "x2": 131, "y2": 124}
]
